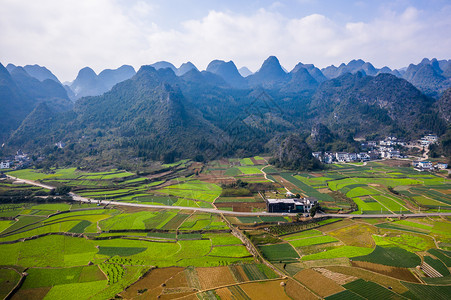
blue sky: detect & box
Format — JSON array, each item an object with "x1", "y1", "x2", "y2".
[{"x1": 1, "y1": 0, "x2": 450, "y2": 81}]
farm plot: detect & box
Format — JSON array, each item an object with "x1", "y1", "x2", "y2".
[
  {"x1": 428, "y1": 249, "x2": 451, "y2": 267},
  {"x1": 327, "y1": 223, "x2": 376, "y2": 248},
  {"x1": 239, "y1": 280, "x2": 291, "y2": 300},
  {"x1": 289, "y1": 235, "x2": 339, "y2": 248},
  {"x1": 282, "y1": 229, "x2": 323, "y2": 240},
  {"x1": 280, "y1": 173, "x2": 336, "y2": 202},
  {"x1": 196, "y1": 266, "x2": 236, "y2": 290},
  {"x1": 372, "y1": 234, "x2": 433, "y2": 252},
  {"x1": 204, "y1": 233, "x2": 242, "y2": 246},
  {"x1": 343, "y1": 279, "x2": 402, "y2": 299},
  {"x1": 209, "y1": 245, "x2": 251, "y2": 258},
  {"x1": 294, "y1": 268, "x2": 345, "y2": 298},
  {"x1": 402, "y1": 282, "x2": 451, "y2": 300},
  {"x1": 353, "y1": 246, "x2": 421, "y2": 268},
  {"x1": 424, "y1": 256, "x2": 450, "y2": 276},
  {"x1": 158, "y1": 180, "x2": 221, "y2": 202},
  {"x1": 0, "y1": 268, "x2": 21, "y2": 299},
  {"x1": 259, "y1": 243, "x2": 299, "y2": 262},
  {"x1": 301, "y1": 246, "x2": 373, "y2": 261},
  {"x1": 350, "y1": 261, "x2": 420, "y2": 282}
]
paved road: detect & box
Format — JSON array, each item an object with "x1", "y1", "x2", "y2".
[{"x1": 7, "y1": 175, "x2": 451, "y2": 218}]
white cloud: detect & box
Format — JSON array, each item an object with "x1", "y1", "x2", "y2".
[{"x1": 0, "y1": 1, "x2": 450, "y2": 81}]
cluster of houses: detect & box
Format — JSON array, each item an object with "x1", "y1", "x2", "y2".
[
  {"x1": 0, "y1": 150, "x2": 31, "y2": 170},
  {"x1": 311, "y1": 136, "x2": 434, "y2": 164},
  {"x1": 313, "y1": 151, "x2": 379, "y2": 164},
  {"x1": 412, "y1": 161, "x2": 448, "y2": 172},
  {"x1": 419, "y1": 134, "x2": 438, "y2": 146}
]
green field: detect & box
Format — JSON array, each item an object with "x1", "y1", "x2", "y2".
[
  {"x1": 353, "y1": 246, "x2": 421, "y2": 267},
  {"x1": 259, "y1": 243, "x2": 300, "y2": 262},
  {"x1": 301, "y1": 246, "x2": 373, "y2": 261},
  {"x1": 343, "y1": 279, "x2": 401, "y2": 299},
  {"x1": 289, "y1": 235, "x2": 338, "y2": 248}
]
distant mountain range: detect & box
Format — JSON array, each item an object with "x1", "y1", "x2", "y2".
[{"x1": 1, "y1": 56, "x2": 450, "y2": 166}]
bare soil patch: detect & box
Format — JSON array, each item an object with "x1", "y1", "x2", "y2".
[
  {"x1": 325, "y1": 266, "x2": 409, "y2": 294},
  {"x1": 312, "y1": 267, "x2": 357, "y2": 285},
  {"x1": 11, "y1": 287, "x2": 51, "y2": 300},
  {"x1": 351, "y1": 261, "x2": 420, "y2": 282},
  {"x1": 215, "y1": 287, "x2": 234, "y2": 300},
  {"x1": 379, "y1": 160, "x2": 412, "y2": 167},
  {"x1": 120, "y1": 267, "x2": 187, "y2": 299},
  {"x1": 284, "y1": 279, "x2": 318, "y2": 300},
  {"x1": 165, "y1": 270, "x2": 190, "y2": 288},
  {"x1": 196, "y1": 266, "x2": 236, "y2": 290},
  {"x1": 294, "y1": 269, "x2": 344, "y2": 297},
  {"x1": 240, "y1": 280, "x2": 291, "y2": 300}
]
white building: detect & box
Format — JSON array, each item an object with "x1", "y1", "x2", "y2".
[
  {"x1": 418, "y1": 161, "x2": 433, "y2": 170},
  {"x1": 0, "y1": 162, "x2": 10, "y2": 169}
]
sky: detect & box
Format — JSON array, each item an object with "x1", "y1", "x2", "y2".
[{"x1": 1, "y1": 0, "x2": 450, "y2": 82}]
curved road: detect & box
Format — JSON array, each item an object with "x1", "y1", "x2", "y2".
[{"x1": 7, "y1": 175, "x2": 451, "y2": 218}]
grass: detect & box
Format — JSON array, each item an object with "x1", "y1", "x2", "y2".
[
  {"x1": 259, "y1": 243, "x2": 299, "y2": 262},
  {"x1": 301, "y1": 246, "x2": 373, "y2": 261},
  {"x1": 353, "y1": 246, "x2": 421, "y2": 268},
  {"x1": 240, "y1": 158, "x2": 254, "y2": 166}
]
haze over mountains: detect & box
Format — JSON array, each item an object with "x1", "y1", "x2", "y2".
[{"x1": 1, "y1": 56, "x2": 450, "y2": 166}]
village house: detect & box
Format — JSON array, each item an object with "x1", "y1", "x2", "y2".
[
  {"x1": 436, "y1": 163, "x2": 448, "y2": 170},
  {"x1": 0, "y1": 162, "x2": 10, "y2": 169}
]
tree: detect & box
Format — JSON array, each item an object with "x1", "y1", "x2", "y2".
[
  {"x1": 55, "y1": 185, "x2": 71, "y2": 195},
  {"x1": 310, "y1": 203, "x2": 320, "y2": 218}
]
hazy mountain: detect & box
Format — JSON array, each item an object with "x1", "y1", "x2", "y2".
[
  {"x1": 206, "y1": 60, "x2": 246, "y2": 88},
  {"x1": 176, "y1": 62, "x2": 198, "y2": 76},
  {"x1": 247, "y1": 56, "x2": 289, "y2": 89},
  {"x1": 238, "y1": 67, "x2": 253, "y2": 77},
  {"x1": 402, "y1": 58, "x2": 451, "y2": 97},
  {"x1": 6, "y1": 63, "x2": 61, "y2": 83},
  {"x1": 98, "y1": 65, "x2": 136, "y2": 90},
  {"x1": 292, "y1": 63, "x2": 327, "y2": 83},
  {"x1": 150, "y1": 61, "x2": 177, "y2": 72},
  {"x1": 69, "y1": 65, "x2": 136, "y2": 99},
  {"x1": 10, "y1": 67, "x2": 69, "y2": 102},
  {"x1": 0, "y1": 63, "x2": 72, "y2": 144},
  {"x1": 281, "y1": 66, "x2": 318, "y2": 93},
  {"x1": 0, "y1": 63, "x2": 36, "y2": 143}
]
